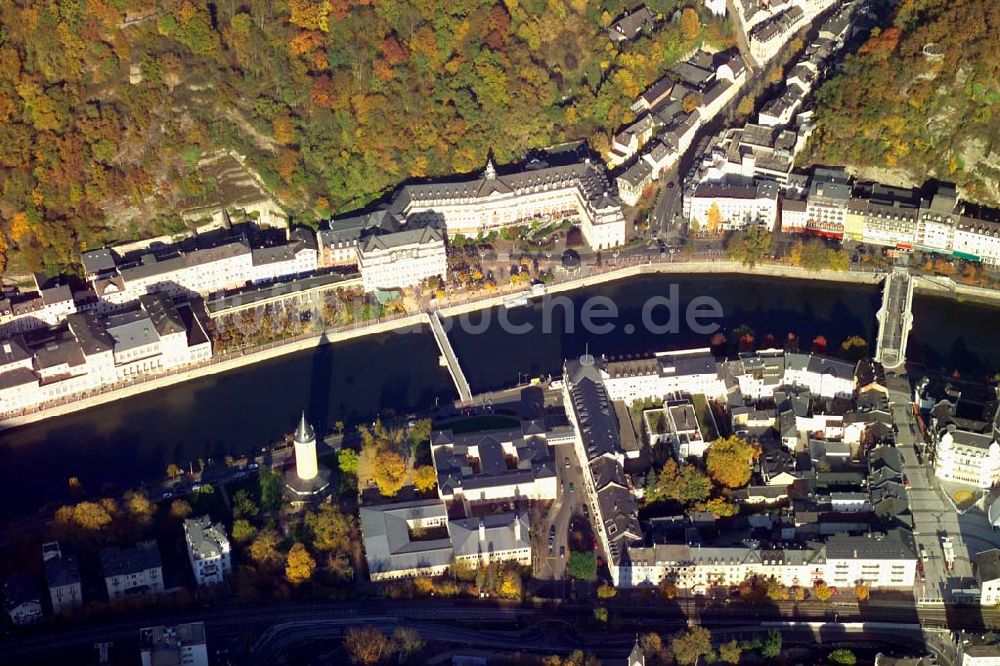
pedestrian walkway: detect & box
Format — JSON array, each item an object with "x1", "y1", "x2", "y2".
[{"x1": 426, "y1": 311, "x2": 472, "y2": 402}]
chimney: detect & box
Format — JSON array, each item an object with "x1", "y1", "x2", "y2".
[
  {"x1": 514, "y1": 516, "x2": 522, "y2": 542},
  {"x1": 479, "y1": 520, "x2": 486, "y2": 542}
]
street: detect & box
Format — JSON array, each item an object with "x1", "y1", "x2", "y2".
[
  {"x1": 886, "y1": 372, "x2": 1000, "y2": 603},
  {"x1": 534, "y1": 437, "x2": 590, "y2": 588}
]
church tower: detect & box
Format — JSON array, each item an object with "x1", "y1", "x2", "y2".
[
  {"x1": 293, "y1": 412, "x2": 319, "y2": 482},
  {"x1": 484, "y1": 155, "x2": 497, "y2": 180},
  {"x1": 283, "y1": 411, "x2": 331, "y2": 504}
]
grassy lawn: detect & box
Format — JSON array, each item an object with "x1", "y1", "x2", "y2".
[{"x1": 691, "y1": 394, "x2": 719, "y2": 441}]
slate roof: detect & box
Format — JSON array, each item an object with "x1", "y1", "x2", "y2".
[
  {"x1": 449, "y1": 512, "x2": 529, "y2": 559},
  {"x1": 100, "y1": 541, "x2": 162, "y2": 578},
  {"x1": 361, "y1": 225, "x2": 444, "y2": 253},
  {"x1": 184, "y1": 516, "x2": 229, "y2": 560},
  {"x1": 139, "y1": 293, "x2": 186, "y2": 337},
  {"x1": 432, "y1": 424, "x2": 556, "y2": 496},
  {"x1": 42, "y1": 544, "x2": 81, "y2": 590},
  {"x1": 823, "y1": 530, "x2": 916, "y2": 560},
  {"x1": 81, "y1": 248, "x2": 118, "y2": 275},
  {"x1": 0, "y1": 336, "x2": 31, "y2": 367},
  {"x1": 104, "y1": 310, "x2": 160, "y2": 353},
  {"x1": 360, "y1": 500, "x2": 453, "y2": 576},
  {"x1": 979, "y1": 549, "x2": 1000, "y2": 583},
  {"x1": 566, "y1": 357, "x2": 622, "y2": 460},
  {"x1": 609, "y1": 6, "x2": 655, "y2": 41}
]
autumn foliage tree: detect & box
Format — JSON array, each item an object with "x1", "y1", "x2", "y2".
[
  {"x1": 706, "y1": 436, "x2": 760, "y2": 489},
  {"x1": 814, "y1": 581, "x2": 835, "y2": 601},
  {"x1": 285, "y1": 542, "x2": 317, "y2": 585},
  {"x1": 371, "y1": 450, "x2": 408, "y2": 497},
  {"x1": 344, "y1": 625, "x2": 393, "y2": 666},
  {"x1": 413, "y1": 465, "x2": 437, "y2": 493}
]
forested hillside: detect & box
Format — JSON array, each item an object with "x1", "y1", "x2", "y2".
[
  {"x1": 0, "y1": 0, "x2": 732, "y2": 275},
  {"x1": 802, "y1": 0, "x2": 1000, "y2": 205}
]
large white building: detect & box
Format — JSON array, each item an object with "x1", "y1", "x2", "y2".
[
  {"x1": 0, "y1": 294, "x2": 212, "y2": 417},
  {"x1": 622, "y1": 531, "x2": 916, "y2": 590},
  {"x1": 599, "y1": 348, "x2": 854, "y2": 407},
  {"x1": 360, "y1": 499, "x2": 454, "y2": 581},
  {"x1": 687, "y1": 181, "x2": 780, "y2": 231},
  {"x1": 934, "y1": 428, "x2": 1000, "y2": 489},
  {"x1": 358, "y1": 225, "x2": 447, "y2": 292},
  {"x1": 400, "y1": 156, "x2": 626, "y2": 250},
  {"x1": 184, "y1": 516, "x2": 232, "y2": 586},
  {"x1": 431, "y1": 421, "x2": 567, "y2": 506},
  {"x1": 954, "y1": 218, "x2": 1000, "y2": 266},
  {"x1": 805, "y1": 168, "x2": 852, "y2": 239},
  {"x1": 0, "y1": 274, "x2": 76, "y2": 337},
  {"x1": 449, "y1": 513, "x2": 531, "y2": 567},
  {"x1": 81, "y1": 225, "x2": 318, "y2": 312},
  {"x1": 563, "y1": 354, "x2": 643, "y2": 586}
]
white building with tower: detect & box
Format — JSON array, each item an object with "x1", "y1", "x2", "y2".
[
  {"x1": 282, "y1": 412, "x2": 331, "y2": 502},
  {"x1": 934, "y1": 427, "x2": 1000, "y2": 489}
]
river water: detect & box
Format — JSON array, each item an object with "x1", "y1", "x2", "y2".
[{"x1": 2, "y1": 274, "x2": 999, "y2": 513}]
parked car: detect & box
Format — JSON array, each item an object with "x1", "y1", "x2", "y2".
[
  {"x1": 568, "y1": 482, "x2": 575, "y2": 494},
  {"x1": 564, "y1": 456, "x2": 571, "y2": 468},
  {"x1": 559, "y1": 546, "x2": 565, "y2": 558}
]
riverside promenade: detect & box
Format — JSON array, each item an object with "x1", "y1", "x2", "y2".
[{"x1": 1, "y1": 254, "x2": 992, "y2": 431}]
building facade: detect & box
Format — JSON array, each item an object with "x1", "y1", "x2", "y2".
[
  {"x1": 100, "y1": 541, "x2": 164, "y2": 601},
  {"x1": 184, "y1": 516, "x2": 232, "y2": 586},
  {"x1": 358, "y1": 225, "x2": 447, "y2": 292},
  {"x1": 42, "y1": 542, "x2": 82, "y2": 614}
]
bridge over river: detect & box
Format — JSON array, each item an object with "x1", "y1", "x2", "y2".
[{"x1": 875, "y1": 266, "x2": 915, "y2": 371}]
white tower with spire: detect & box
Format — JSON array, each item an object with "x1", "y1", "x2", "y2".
[
  {"x1": 293, "y1": 412, "x2": 319, "y2": 482},
  {"x1": 484, "y1": 156, "x2": 496, "y2": 180}
]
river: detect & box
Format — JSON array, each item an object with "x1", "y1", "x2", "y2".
[{"x1": 2, "y1": 274, "x2": 1000, "y2": 514}]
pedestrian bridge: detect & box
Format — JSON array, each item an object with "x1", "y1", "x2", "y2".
[
  {"x1": 426, "y1": 311, "x2": 473, "y2": 403},
  {"x1": 875, "y1": 267, "x2": 914, "y2": 370}
]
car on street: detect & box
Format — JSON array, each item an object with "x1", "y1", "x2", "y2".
[
  {"x1": 564, "y1": 456, "x2": 571, "y2": 468},
  {"x1": 559, "y1": 546, "x2": 565, "y2": 558},
  {"x1": 568, "y1": 482, "x2": 575, "y2": 494},
  {"x1": 549, "y1": 524, "x2": 556, "y2": 538}
]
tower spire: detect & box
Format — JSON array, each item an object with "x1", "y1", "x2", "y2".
[
  {"x1": 295, "y1": 411, "x2": 315, "y2": 444},
  {"x1": 484, "y1": 153, "x2": 496, "y2": 180},
  {"x1": 293, "y1": 411, "x2": 318, "y2": 481}
]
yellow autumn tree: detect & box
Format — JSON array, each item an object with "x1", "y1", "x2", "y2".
[
  {"x1": 413, "y1": 465, "x2": 437, "y2": 493},
  {"x1": 706, "y1": 435, "x2": 759, "y2": 489},
  {"x1": 10, "y1": 211, "x2": 30, "y2": 244},
  {"x1": 288, "y1": 0, "x2": 330, "y2": 32},
  {"x1": 372, "y1": 450, "x2": 408, "y2": 497},
  {"x1": 680, "y1": 7, "x2": 701, "y2": 41},
  {"x1": 705, "y1": 202, "x2": 724, "y2": 232},
  {"x1": 285, "y1": 542, "x2": 317, "y2": 585},
  {"x1": 814, "y1": 581, "x2": 834, "y2": 601}
]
